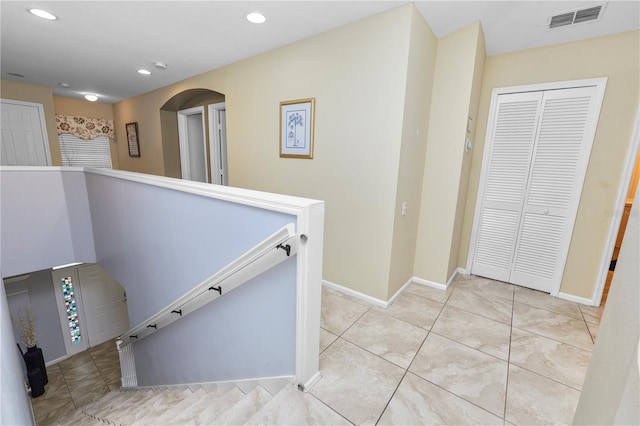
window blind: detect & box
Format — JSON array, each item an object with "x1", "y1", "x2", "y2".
[{"x1": 59, "y1": 134, "x2": 112, "y2": 168}]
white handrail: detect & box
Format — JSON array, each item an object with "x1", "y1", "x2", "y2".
[{"x1": 117, "y1": 223, "x2": 297, "y2": 349}]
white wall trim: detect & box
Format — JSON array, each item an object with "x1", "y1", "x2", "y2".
[
  {"x1": 177, "y1": 105, "x2": 208, "y2": 182},
  {"x1": 322, "y1": 271, "x2": 465, "y2": 309},
  {"x1": 591, "y1": 106, "x2": 640, "y2": 306},
  {"x1": 412, "y1": 276, "x2": 447, "y2": 291},
  {"x1": 45, "y1": 354, "x2": 69, "y2": 367},
  {"x1": 208, "y1": 102, "x2": 227, "y2": 185},
  {"x1": 322, "y1": 279, "x2": 388, "y2": 307},
  {"x1": 558, "y1": 292, "x2": 594, "y2": 306},
  {"x1": 413, "y1": 267, "x2": 465, "y2": 290},
  {"x1": 492, "y1": 77, "x2": 609, "y2": 96},
  {"x1": 82, "y1": 168, "x2": 321, "y2": 215}
]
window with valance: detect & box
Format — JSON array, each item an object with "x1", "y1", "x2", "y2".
[{"x1": 55, "y1": 115, "x2": 114, "y2": 168}]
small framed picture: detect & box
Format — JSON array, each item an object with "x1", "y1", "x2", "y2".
[
  {"x1": 280, "y1": 98, "x2": 315, "y2": 159},
  {"x1": 125, "y1": 122, "x2": 140, "y2": 157}
]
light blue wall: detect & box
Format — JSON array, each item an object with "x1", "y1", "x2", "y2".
[
  {"x1": 1, "y1": 169, "x2": 300, "y2": 385},
  {"x1": 0, "y1": 169, "x2": 96, "y2": 277},
  {"x1": 134, "y1": 258, "x2": 296, "y2": 385},
  {"x1": 4, "y1": 270, "x2": 66, "y2": 363},
  {"x1": 0, "y1": 278, "x2": 34, "y2": 426},
  {"x1": 85, "y1": 174, "x2": 296, "y2": 325},
  {"x1": 85, "y1": 173, "x2": 298, "y2": 383}
]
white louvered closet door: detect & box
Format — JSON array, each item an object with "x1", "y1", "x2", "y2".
[
  {"x1": 472, "y1": 85, "x2": 600, "y2": 293},
  {"x1": 471, "y1": 92, "x2": 543, "y2": 282},
  {"x1": 510, "y1": 86, "x2": 598, "y2": 292}
]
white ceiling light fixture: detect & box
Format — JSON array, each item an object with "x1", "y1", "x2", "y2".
[
  {"x1": 28, "y1": 8, "x2": 57, "y2": 21},
  {"x1": 137, "y1": 69, "x2": 152, "y2": 75},
  {"x1": 59, "y1": 82, "x2": 70, "y2": 87},
  {"x1": 84, "y1": 94, "x2": 98, "y2": 102},
  {"x1": 246, "y1": 12, "x2": 266, "y2": 24}
]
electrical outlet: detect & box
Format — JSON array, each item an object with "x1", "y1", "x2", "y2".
[{"x1": 401, "y1": 201, "x2": 407, "y2": 216}]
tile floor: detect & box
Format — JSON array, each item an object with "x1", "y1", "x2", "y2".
[
  {"x1": 31, "y1": 339, "x2": 121, "y2": 425},
  {"x1": 31, "y1": 274, "x2": 604, "y2": 425},
  {"x1": 312, "y1": 274, "x2": 602, "y2": 425}
]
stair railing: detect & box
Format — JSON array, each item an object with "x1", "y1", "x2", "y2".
[{"x1": 116, "y1": 223, "x2": 297, "y2": 388}]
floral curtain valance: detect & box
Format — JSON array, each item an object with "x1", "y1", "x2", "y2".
[{"x1": 56, "y1": 114, "x2": 114, "y2": 141}]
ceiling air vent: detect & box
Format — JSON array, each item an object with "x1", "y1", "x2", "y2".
[{"x1": 548, "y1": 4, "x2": 605, "y2": 29}]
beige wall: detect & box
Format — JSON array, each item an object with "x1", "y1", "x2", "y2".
[
  {"x1": 1, "y1": 79, "x2": 61, "y2": 165},
  {"x1": 450, "y1": 24, "x2": 485, "y2": 279},
  {"x1": 53, "y1": 96, "x2": 114, "y2": 119},
  {"x1": 413, "y1": 22, "x2": 486, "y2": 284},
  {"x1": 574, "y1": 184, "x2": 639, "y2": 424},
  {"x1": 459, "y1": 30, "x2": 640, "y2": 299},
  {"x1": 113, "y1": 5, "x2": 416, "y2": 300},
  {"x1": 387, "y1": 8, "x2": 438, "y2": 298},
  {"x1": 53, "y1": 96, "x2": 119, "y2": 169}
]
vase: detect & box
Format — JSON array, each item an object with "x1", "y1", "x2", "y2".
[
  {"x1": 24, "y1": 345, "x2": 48, "y2": 386},
  {"x1": 27, "y1": 367, "x2": 45, "y2": 398}
]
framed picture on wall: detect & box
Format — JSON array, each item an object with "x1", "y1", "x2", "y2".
[
  {"x1": 126, "y1": 122, "x2": 140, "y2": 157},
  {"x1": 280, "y1": 98, "x2": 315, "y2": 159}
]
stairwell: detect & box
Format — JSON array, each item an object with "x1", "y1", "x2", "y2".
[{"x1": 53, "y1": 382, "x2": 348, "y2": 425}]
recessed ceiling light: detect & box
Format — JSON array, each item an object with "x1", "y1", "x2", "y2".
[
  {"x1": 59, "y1": 82, "x2": 70, "y2": 88},
  {"x1": 28, "y1": 8, "x2": 57, "y2": 20},
  {"x1": 84, "y1": 94, "x2": 98, "y2": 102},
  {"x1": 138, "y1": 69, "x2": 152, "y2": 75},
  {"x1": 246, "y1": 12, "x2": 266, "y2": 24}
]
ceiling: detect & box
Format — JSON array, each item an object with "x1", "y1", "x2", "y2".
[{"x1": 1, "y1": 1, "x2": 638, "y2": 104}]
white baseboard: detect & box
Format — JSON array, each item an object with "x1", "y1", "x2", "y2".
[
  {"x1": 413, "y1": 268, "x2": 467, "y2": 291},
  {"x1": 412, "y1": 276, "x2": 447, "y2": 290},
  {"x1": 322, "y1": 279, "x2": 388, "y2": 307},
  {"x1": 558, "y1": 292, "x2": 595, "y2": 306},
  {"x1": 387, "y1": 277, "x2": 414, "y2": 307},
  {"x1": 45, "y1": 354, "x2": 69, "y2": 367},
  {"x1": 323, "y1": 269, "x2": 468, "y2": 309}
]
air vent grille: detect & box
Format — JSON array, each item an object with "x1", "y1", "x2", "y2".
[{"x1": 548, "y1": 4, "x2": 604, "y2": 29}]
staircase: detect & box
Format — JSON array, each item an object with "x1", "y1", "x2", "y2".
[{"x1": 53, "y1": 382, "x2": 349, "y2": 425}]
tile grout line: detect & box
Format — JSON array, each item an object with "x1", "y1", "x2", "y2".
[
  {"x1": 503, "y1": 285, "x2": 516, "y2": 421},
  {"x1": 373, "y1": 329, "x2": 432, "y2": 426}
]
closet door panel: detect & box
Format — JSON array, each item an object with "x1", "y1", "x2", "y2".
[
  {"x1": 511, "y1": 86, "x2": 598, "y2": 292},
  {"x1": 471, "y1": 92, "x2": 542, "y2": 281}
]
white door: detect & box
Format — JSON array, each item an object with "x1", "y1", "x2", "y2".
[
  {"x1": 51, "y1": 267, "x2": 89, "y2": 355},
  {"x1": 78, "y1": 264, "x2": 130, "y2": 347},
  {"x1": 471, "y1": 81, "x2": 605, "y2": 294},
  {"x1": 208, "y1": 102, "x2": 228, "y2": 185},
  {"x1": 178, "y1": 106, "x2": 208, "y2": 183},
  {"x1": 0, "y1": 99, "x2": 51, "y2": 166}
]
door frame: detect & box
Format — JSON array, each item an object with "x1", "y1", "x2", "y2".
[
  {"x1": 207, "y1": 102, "x2": 227, "y2": 185},
  {"x1": 466, "y1": 77, "x2": 607, "y2": 297},
  {"x1": 0, "y1": 98, "x2": 52, "y2": 165},
  {"x1": 592, "y1": 106, "x2": 640, "y2": 306},
  {"x1": 177, "y1": 106, "x2": 208, "y2": 182}
]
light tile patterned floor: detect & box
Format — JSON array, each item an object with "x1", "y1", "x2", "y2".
[
  {"x1": 312, "y1": 274, "x2": 599, "y2": 425},
  {"x1": 32, "y1": 274, "x2": 601, "y2": 425}
]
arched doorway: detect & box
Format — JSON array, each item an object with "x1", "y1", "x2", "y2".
[{"x1": 160, "y1": 89, "x2": 227, "y2": 184}]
